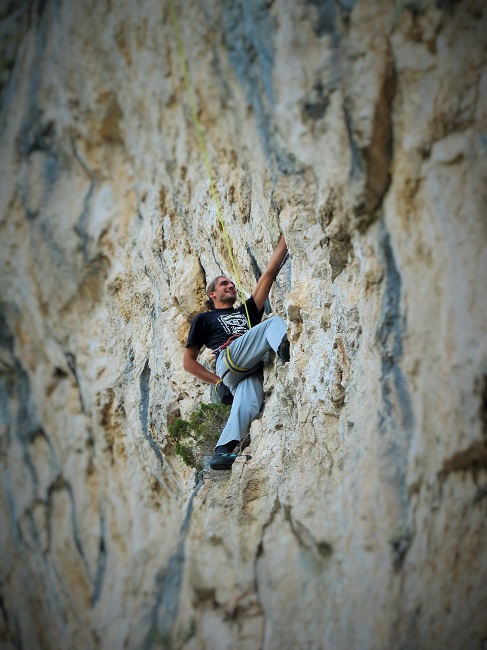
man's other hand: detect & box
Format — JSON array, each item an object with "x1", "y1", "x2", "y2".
[{"x1": 215, "y1": 380, "x2": 234, "y2": 405}]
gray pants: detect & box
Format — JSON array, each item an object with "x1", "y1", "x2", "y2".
[{"x1": 215, "y1": 316, "x2": 287, "y2": 447}]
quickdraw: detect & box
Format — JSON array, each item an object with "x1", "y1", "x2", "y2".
[{"x1": 211, "y1": 333, "x2": 243, "y2": 356}]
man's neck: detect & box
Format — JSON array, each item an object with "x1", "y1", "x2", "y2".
[{"x1": 213, "y1": 299, "x2": 237, "y2": 309}]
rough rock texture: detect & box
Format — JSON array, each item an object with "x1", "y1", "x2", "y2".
[{"x1": 1, "y1": 0, "x2": 487, "y2": 648}]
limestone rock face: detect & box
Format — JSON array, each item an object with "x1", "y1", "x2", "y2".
[{"x1": 1, "y1": 1, "x2": 486, "y2": 648}]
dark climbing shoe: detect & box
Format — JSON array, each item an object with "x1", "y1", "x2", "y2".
[
  {"x1": 277, "y1": 335, "x2": 290, "y2": 364},
  {"x1": 209, "y1": 451, "x2": 238, "y2": 471}
]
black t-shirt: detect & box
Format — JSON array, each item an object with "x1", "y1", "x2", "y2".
[{"x1": 186, "y1": 297, "x2": 264, "y2": 355}]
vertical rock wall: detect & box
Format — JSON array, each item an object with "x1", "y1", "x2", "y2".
[{"x1": 1, "y1": 0, "x2": 486, "y2": 648}]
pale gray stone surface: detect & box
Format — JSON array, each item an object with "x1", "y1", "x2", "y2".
[{"x1": 1, "y1": 1, "x2": 486, "y2": 648}]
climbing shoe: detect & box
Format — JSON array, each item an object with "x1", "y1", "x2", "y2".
[
  {"x1": 277, "y1": 335, "x2": 290, "y2": 364},
  {"x1": 209, "y1": 451, "x2": 238, "y2": 471}
]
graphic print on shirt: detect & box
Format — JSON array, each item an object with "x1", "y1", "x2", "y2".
[{"x1": 218, "y1": 312, "x2": 249, "y2": 336}]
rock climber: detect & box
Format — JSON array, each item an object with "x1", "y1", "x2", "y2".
[{"x1": 183, "y1": 235, "x2": 290, "y2": 470}]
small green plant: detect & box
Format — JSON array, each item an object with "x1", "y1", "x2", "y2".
[{"x1": 168, "y1": 402, "x2": 231, "y2": 470}]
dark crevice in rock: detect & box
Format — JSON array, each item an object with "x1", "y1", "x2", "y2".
[
  {"x1": 223, "y1": 0, "x2": 275, "y2": 105},
  {"x1": 359, "y1": 43, "x2": 396, "y2": 220},
  {"x1": 65, "y1": 352, "x2": 86, "y2": 414},
  {"x1": 145, "y1": 479, "x2": 204, "y2": 649},
  {"x1": 0, "y1": 591, "x2": 22, "y2": 650},
  {"x1": 46, "y1": 476, "x2": 93, "y2": 582},
  {"x1": 91, "y1": 514, "x2": 107, "y2": 607},
  {"x1": 320, "y1": 189, "x2": 353, "y2": 280},
  {"x1": 0, "y1": 325, "x2": 26, "y2": 544},
  {"x1": 34, "y1": 0, "x2": 50, "y2": 21},
  {"x1": 377, "y1": 225, "x2": 413, "y2": 434},
  {"x1": 139, "y1": 358, "x2": 163, "y2": 464},
  {"x1": 6, "y1": 491, "x2": 25, "y2": 549},
  {"x1": 71, "y1": 138, "x2": 96, "y2": 261},
  {"x1": 481, "y1": 373, "x2": 487, "y2": 439},
  {"x1": 435, "y1": 0, "x2": 462, "y2": 13},
  {"x1": 345, "y1": 43, "x2": 396, "y2": 230},
  {"x1": 252, "y1": 495, "x2": 281, "y2": 643},
  {"x1": 209, "y1": 41, "x2": 233, "y2": 112},
  {"x1": 338, "y1": 0, "x2": 358, "y2": 10},
  {"x1": 53, "y1": 366, "x2": 68, "y2": 380},
  {"x1": 18, "y1": 109, "x2": 60, "y2": 221},
  {"x1": 0, "y1": 1, "x2": 31, "y2": 110},
  {"x1": 329, "y1": 237, "x2": 351, "y2": 280},
  {"x1": 24, "y1": 116, "x2": 55, "y2": 156},
  {"x1": 206, "y1": 235, "x2": 226, "y2": 276},
  {"x1": 122, "y1": 347, "x2": 135, "y2": 380},
  {"x1": 13, "y1": 0, "x2": 52, "y2": 154},
  {"x1": 440, "y1": 442, "x2": 487, "y2": 478},
  {"x1": 376, "y1": 224, "x2": 414, "y2": 569},
  {"x1": 0, "y1": 310, "x2": 54, "y2": 493},
  {"x1": 390, "y1": 528, "x2": 413, "y2": 572},
  {"x1": 246, "y1": 244, "x2": 263, "y2": 284},
  {"x1": 23, "y1": 505, "x2": 45, "y2": 554},
  {"x1": 344, "y1": 105, "x2": 364, "y2": 181},
  {"x1": 302, "y1": 80, "x2": 330, "y2": 123},
  {"x1": 473, "y1": 485, "x2": 487, "y2": 504},
  {"x1": 306, "y1": 0, "x2": 337, "y2": 37},
  {"x1": 222, "y1": 0, "x2": 298, "y2": 178},
  {"x1": 283, "y1": 504, "x2": 333, "y2": 560},
  {"x1": 438, "y1": 371, "x2": 487, "y2": 481},
  {"x1": 256, "y1": 498, "x2": 281, "y2": 561},
  {"x1": 246, "y1": 243, "x2": 271, "y2": 314}
]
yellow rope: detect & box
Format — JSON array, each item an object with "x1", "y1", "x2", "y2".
[{"x1": 168, "y1": 0, "x2": 252, "y2": 328}]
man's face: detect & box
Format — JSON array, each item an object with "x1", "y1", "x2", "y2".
[{"x1": 210, "y1": 277, "x2": 237, "y2": 306}]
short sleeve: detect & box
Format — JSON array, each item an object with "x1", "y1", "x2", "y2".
[
  {"x1": 186, "y1": 314, "x2": 208, "y2": 351},
  {"x1": 245, "y1": 296, "x2": 264, "y2": 327}
]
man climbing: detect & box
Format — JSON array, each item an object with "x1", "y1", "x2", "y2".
[{"x1": 183, "y1": 235, "x2": 290, "y2": 470}]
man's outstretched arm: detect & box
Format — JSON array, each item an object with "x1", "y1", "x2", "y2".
[
  {"x1": 252, "y1": 235, "x2": 288, "y2": 311},
  {"x1": 184, "y1": 346, "x2": 233, "y2": 404},
  {"x1": 183, "y1": 346, "x2": 220, "y2": 385}
]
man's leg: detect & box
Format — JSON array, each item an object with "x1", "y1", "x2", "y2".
[
  {"x1": 210, "y1": 316, "x2": 288, "y2": 470},
  {"x1": 216, "y1": 371, "x2": 264, "y2": 447},
  {"x1": 210, "y1": 372, "x2": 264, "y2": 470},
  {"x1": 222, "y1": 316, "x2": 288, "y2": 377}
]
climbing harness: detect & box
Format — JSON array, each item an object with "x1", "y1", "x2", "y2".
[
  {"x1": 223, "y1": 347, "x2": 249, "y2": 375},
  {"x1": 168, "y1": 0, "x2": 252, "y2": 328},
  {"x1": 211, "y1": 333, "x2": 243, "y2": 356}
]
